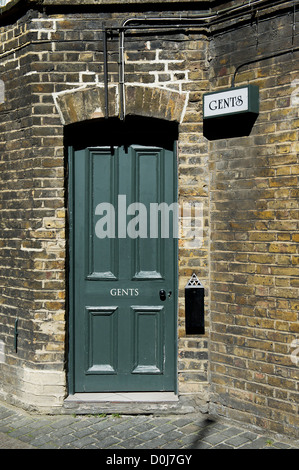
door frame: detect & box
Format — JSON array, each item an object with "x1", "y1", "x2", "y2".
[
  {"x1": 67, "y1": 144, "x2": 76, "y2": 396},
  {"x1": 66, "y1": 125, "x2": 179, "y2": 397}
]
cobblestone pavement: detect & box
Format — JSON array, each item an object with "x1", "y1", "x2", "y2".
[{"x1": 0, "y1": 402, "x2": 297, "y2": 450}]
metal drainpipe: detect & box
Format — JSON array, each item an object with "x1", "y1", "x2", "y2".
[
  {"x1": 103, "y1": 26, "x2": 109, "y2": 118},
  {"x1": 119, "y1": 27, "x2": 126, "y2": 120}
]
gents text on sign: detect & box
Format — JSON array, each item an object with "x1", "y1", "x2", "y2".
[{"x1": 203, "y1": 85, "x2": 259, "y2": 119}]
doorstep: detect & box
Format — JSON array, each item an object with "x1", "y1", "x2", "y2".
[
  {"x1": 63, "y1": 392, "x2": 185, "y2": 415},
  {"x1": 65, "y1": 392, "x2": 179, "y2": 403}
]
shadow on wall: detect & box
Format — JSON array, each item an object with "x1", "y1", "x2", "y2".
[
  {"x1": 64, "y1": 116, "x2": 179, "y2": 151},
  {"x1": 203, "y1": 113, "x2": 258, "y2": 140}
]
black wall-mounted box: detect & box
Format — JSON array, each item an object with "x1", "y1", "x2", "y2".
[{"x1": 185, "y1": 274, "x2": 205, "y2": 335}]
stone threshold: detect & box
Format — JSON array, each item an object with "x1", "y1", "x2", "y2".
[
  {"x1": 62, "y1": 392, "x2": 195, "y2": 415},
  {"x1": 65, "y1": 392, "x2": 178, "y2": 403}
]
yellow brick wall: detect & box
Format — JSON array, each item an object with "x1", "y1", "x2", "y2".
[{"x1": 208, "y1": 12, "x2": 299, "y2": 436}]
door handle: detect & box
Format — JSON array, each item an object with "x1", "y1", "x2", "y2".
[{"x1": 159, "y1": 289, "x2": 166, "y2": 301}]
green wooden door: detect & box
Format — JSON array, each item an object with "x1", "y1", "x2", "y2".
[{"x1": 69, "y1": 144, "x2": 177, "y2": 392}]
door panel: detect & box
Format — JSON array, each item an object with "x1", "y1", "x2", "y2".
[
  {"x1": 88, "y1": 149, "x2": 118, "y2": 280},
  {"x1": 132, "y1": 306, "x2": 164, "y2": 374},
  {"x1": 132, "y1": 147, "x2": 165, "y2": 280},
  {"x1": 85, "y1": 306, "x2": 118, "y2": 374},
  {"x1": 70, "y1": 143, "x2": 177, "y2": 392}
]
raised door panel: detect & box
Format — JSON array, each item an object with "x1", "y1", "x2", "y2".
[
  {"x1": 87, "y1": 148, "x2": 118, "y2": 280},
  {"x1": 131, "y1": 306, "x2": 164, "y2": 374},
  {"x1": 131, "y1": 147, "x2": 165, "y2": 280},
  {"x1": 85, "y1": 306, "x2": 118, "y2": 374}
]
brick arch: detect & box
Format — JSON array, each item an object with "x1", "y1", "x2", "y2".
[{"x1": 53, "y1": 84, "x2": 188, "y2": 125}]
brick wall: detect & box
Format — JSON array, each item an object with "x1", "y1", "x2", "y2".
[
  {"x1": 0, "y1": 7, "x2": 210, "y2": 412},
  {"x1": 208, "y1": 9, "x2": 299, "y2": 437},
  {"x1": 0, "y1": 1, "x2": 297, "y2": 437},
  {"x1": 0, "y1": 9, "x2": 66, "y2": 409}
]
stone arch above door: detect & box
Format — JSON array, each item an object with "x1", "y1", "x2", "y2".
[{"x1": 53, "y1": 84, "x2": 189, "y2": 125}]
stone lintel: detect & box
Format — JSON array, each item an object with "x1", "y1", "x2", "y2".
[{"x1": 54, "y1": 84, "x2": 188, "y2": 125}]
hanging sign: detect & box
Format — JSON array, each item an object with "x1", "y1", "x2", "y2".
[{"x1": 203, "y1": 85, "x2": 259, "y2": 119}]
